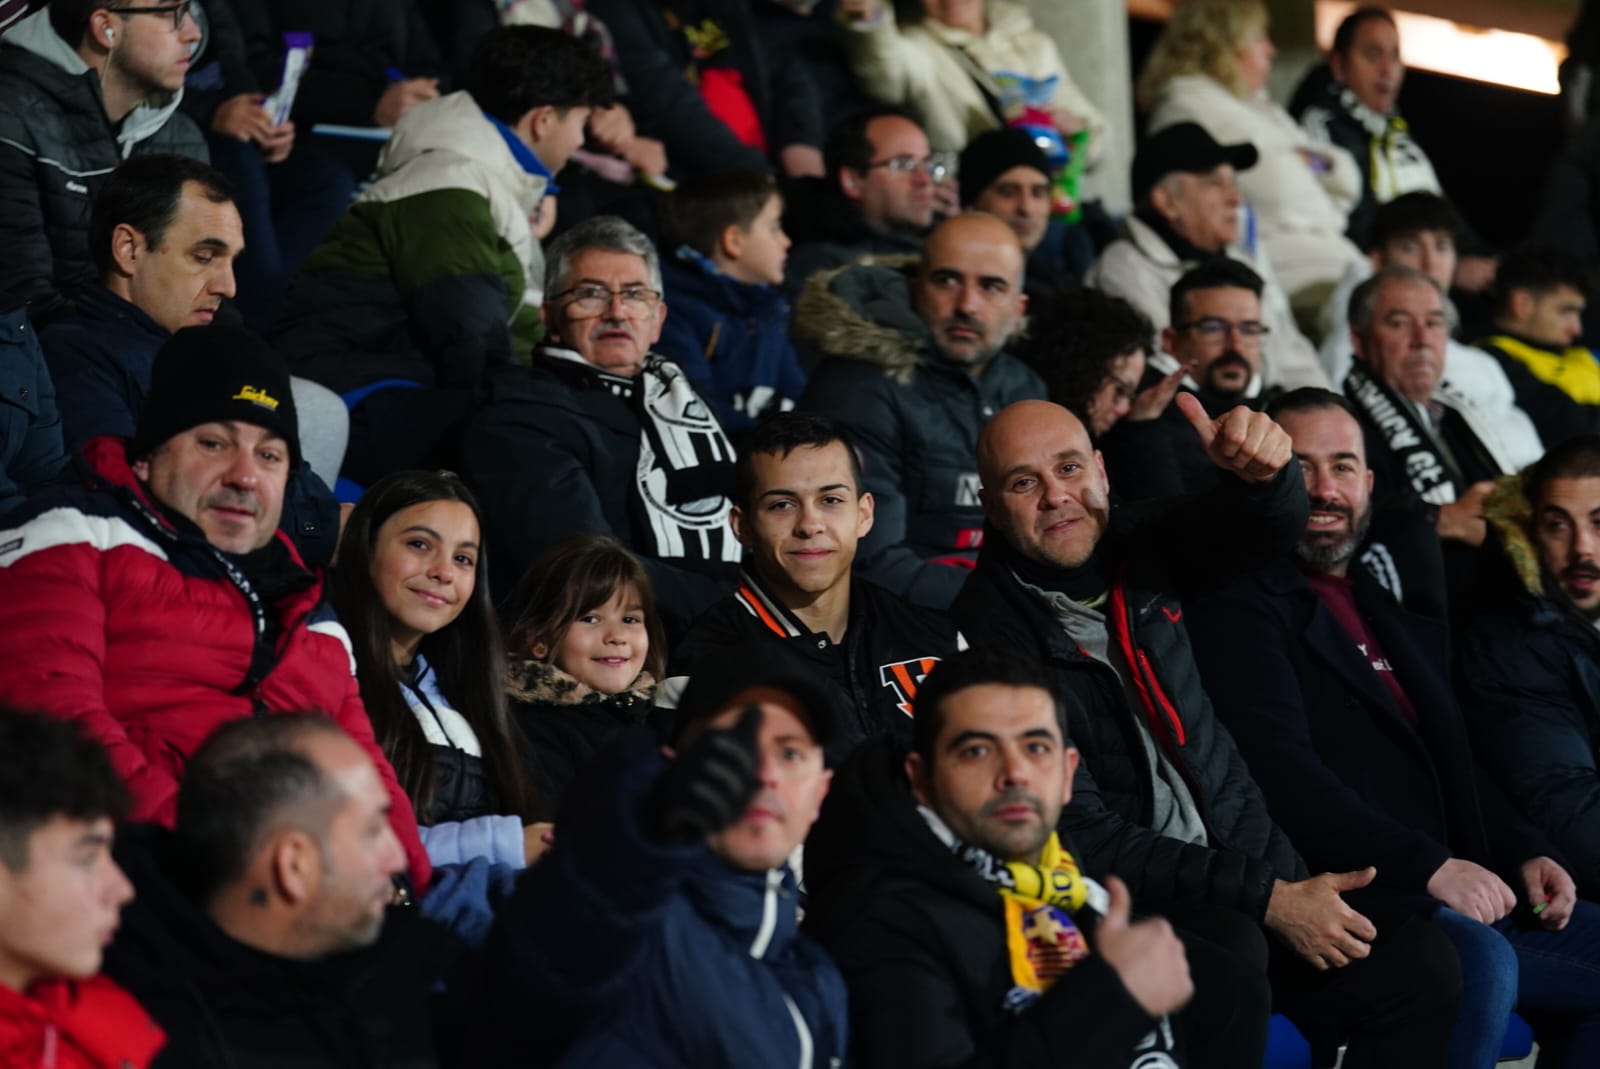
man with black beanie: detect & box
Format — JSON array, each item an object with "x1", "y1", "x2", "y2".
[
  {"x1": 0, "y1": 324, "x2": 433, "y2": 893},
  {"x1": 468, "y1": 640, "x2": 849, "y2": 1067},
  {"x1": 958, "y1": 127, "x2": 1089, "y2": 298}
]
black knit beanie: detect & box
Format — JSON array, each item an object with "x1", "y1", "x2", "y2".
[
  {"x1": 958, "y1": 128, "x2": 1052, "y2": 207},
  {"x1": 129, "y1": 325, "x2": 300, "y2": 464}
]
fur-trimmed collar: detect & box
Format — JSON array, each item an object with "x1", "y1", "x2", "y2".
[
  {"x1": 791, "y1": 255, "x2": 927, "y2": 384},
  {"x1": 1484, "y1": 472, "x2": 1546, "y2": 599},
  {"x1": 505, "y1": 657, "x2": 656, "y2": 707}
]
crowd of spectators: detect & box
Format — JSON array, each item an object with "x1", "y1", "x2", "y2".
[{"x1": 8, "y1": 0, "x2": 1600, "y2": 1066}]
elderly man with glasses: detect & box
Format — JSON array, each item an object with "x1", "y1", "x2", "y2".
[
  {"x1": 462, "y1": 214, "x2": 742, "y2": 638},
  {"x1": 0, "y1": 0, "x2": 208, "y2": 309}
]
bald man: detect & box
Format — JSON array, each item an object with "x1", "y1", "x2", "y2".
[
  {"x1": 797, "y1": 212, "x2": 1047, "y2": 609},
  {"x1": 951, "y1": 398, "x2": 1463, "y2": 1065}
]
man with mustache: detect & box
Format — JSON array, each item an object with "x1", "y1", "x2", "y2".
[
  {"x1": 469, "y1": 644, "x2": 847, "y2": 1067},
  {"x1": 103, "y1": 714, "x2": 445, "y2": 1067},
  {"x1": 1099, "y1": 258, "x2": 1280, "y2": 500},
  {"x1": 1188, "y1": 387, "x2": 1600, "y2": 1067},
  {"x1": 796, "y1": 211, "x2": 1045, "y2": 610},
  {"x1": 806, "y1": 648, "x2": 1250, "y2": 1068},
  {"x1": 1461, "y1": 435, "x2": 1600, "y2": 904},
  {"x1": 952, "y1": 397, "x2": 1462, "y2": 1066},
  {"x1": 462, "y1": 214, "x2": 741, "y2": 639},
  {"x1": 0, "y1": 326, "x2": 433, "y2": 894}
]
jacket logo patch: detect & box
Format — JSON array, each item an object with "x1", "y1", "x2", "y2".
[
  {"x1": 880, "y1": 656, "x2": 941, "y2": 718},
  {"x1": 955, "y1": 473, "x2": 982, "y2": 507},
  {"x1": 1161, "y1": 607, "x2": 1182, "y2": 624},
  {"x1": 65, "y1": 180, "x2": 88, "y2": 194},
  {"x1": 231, "y1": 385, "x2": 281, "y2": 410}
]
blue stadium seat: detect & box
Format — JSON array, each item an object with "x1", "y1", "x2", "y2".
[{"x1": 1264, "y1": 1013, "x2": 1311, "y2": 1069}]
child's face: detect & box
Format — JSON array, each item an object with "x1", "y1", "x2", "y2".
[
  {"x1": 547, "y1": 586, "x2": 650, "y2": 694},
  {"x1": 728, "y1": 194, "x2": 790, "y2": 287}
]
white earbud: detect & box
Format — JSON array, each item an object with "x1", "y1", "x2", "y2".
[{"x1": 105, "y1": 27, "x2": 115, "y2": 42}]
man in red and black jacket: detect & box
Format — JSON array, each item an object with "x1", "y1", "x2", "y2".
[
  {"x1": 0, "y1": 324, "x2": 431, "y2": 892},
  {"x1": 951, "y1": 397, "x2": 1461, "y2": 1067}
]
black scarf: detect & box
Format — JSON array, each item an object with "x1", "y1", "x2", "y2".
[
  {"x1": 1344, "y1": 364, "x2": 1459, "y2": 505},
  {"x1": 993, "y1": 525, "x2": 1110, "y2": 605},
  {"x1": 1134, "y1": 207, "x2": 1217, "y2": 263}
]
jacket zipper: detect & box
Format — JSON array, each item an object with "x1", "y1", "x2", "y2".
[{"x1": 748, "y1": 868, "x2": 782, "y2": 959}]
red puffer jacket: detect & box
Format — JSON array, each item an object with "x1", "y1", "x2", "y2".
[
  {"x1": 0, "y1": 975, "x2": 165, "y2": 1069},
  {"x1": 0, "y1": 437, "x2": 431, "y2": 890}
]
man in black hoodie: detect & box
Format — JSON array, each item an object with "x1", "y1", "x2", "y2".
[
  {"x1": 102, "y1": 714, "x2": 444, "y2": 1068},
  {"x1": 806, "y1": 647, "x2": 1259, "y2": 1067}
]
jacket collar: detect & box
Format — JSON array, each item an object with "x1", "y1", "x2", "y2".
[
  {"x1": 682, "y1": 855, "x2": 800, "y2": 960},
  {"x1": 734, "y1": 565, "x2": 855, "y2": 642},
  {"x1": 76, "y1": 285, "x2": 170, "y2": 338},
  {"x1": 667, "y1": 246, "x2": 786, "y2": 318}
]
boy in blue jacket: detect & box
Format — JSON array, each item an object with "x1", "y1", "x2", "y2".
[{"x1": 659, "y1": 171, "x2": 807, "y2": 432}]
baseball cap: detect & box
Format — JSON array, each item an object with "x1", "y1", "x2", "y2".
[
  {"x1": 1131, "y1": 122, "x2": 1259, "y2": 204},
  {"x1": 672, "y1": 640, "x2": 840, "y2": 751}
]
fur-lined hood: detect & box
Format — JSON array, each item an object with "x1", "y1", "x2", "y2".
[
  {"x1": 791, "y1": 255, "x2": 929, "y2": 384},
  {"x1": 505, "y1": 657, "x2": 656, "y2": 709},
  {"x1": 1484, "y1": 471, "x2": 1547, "y2": 599}
]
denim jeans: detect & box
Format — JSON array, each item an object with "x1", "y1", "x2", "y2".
[{"x1": 1435, "y1": 900, "x2": 1600, "y2": 1068}]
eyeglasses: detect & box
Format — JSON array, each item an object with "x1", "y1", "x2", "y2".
[
  {"x1": 554, "y1": 284, "x2": 663, "y2": 318},
  {"x1": 112, "y1": 0, "x2": 194, "y2": 30},
  {"x1": 865, "y1": 152, "x2": 955, "y2": 183},
  {"x1": 1176, "y1": 317, "x2": 1271, "y2": 341}
]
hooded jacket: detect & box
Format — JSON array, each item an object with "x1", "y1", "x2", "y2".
[
  {"x1": 506, "y1": 658, "x2": 656, "y2": 814},
  {"x1": 1188, "y1": 556, "x2": 1558, "y2": 913},
  {"x1": 0, "y1": 9, "x2": 207, "y2": 309},
  {"x1": 950, "y1": 467, "x2": 1310, "y2": 919},
  {"x1": 103, "y1": 826, "x2": 443, "y2": 1069},
  {"x1": 1457, "y1": 474, "x2": 1600, "y2": 896},
  {"x1": 657, "y1": 249, "x2": 806, "y2": 432},
  {"x1": 0, "y1": 974, "x2": 164, "y2": 1069},
  {"x1": 0, "y1": 436, "x2": 431, "y2": 890},
  {"x1": 274, "y1": 90, "x2": 547, "y2": 398},
  {"x1": 795, "y1": 257, "x2": 1045, "y2": 609},
  {"x1": 468, "y1": 730, "x2": 849, "y2": 1068},
  {"x1": 1084, "y1": 214, "x2": 1327, "y2": 391},
  {"x1": 1146, "y1": 74, "x2": 1365, "y2": 301},
  {"x1": 803, "y1": 738, "x2": 1162, "y2": 1069},
  {"x1": 0, "y1": 303, "x2": 65, "y2": 520},
  {"x1": 661, "y1": 566, "x2": 963, "y2": 755},
  {"x1": 839, "y1": 0, "x2": 1108, "y2": 162}
]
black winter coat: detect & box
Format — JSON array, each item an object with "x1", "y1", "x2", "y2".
[
  {"x1": 0, "y1": 303, "x2": 64, "y2": 519},
  {"x1": 0, "y1": 19, "x2": 207, "y2": 309},
  {"x1": 1458, "y1": 502, "x2": 1600, "y2": 897},
  {"x1": 804, "y1": 739, "x2": 1164, "y2": 1069},
  {"x1": 1188, "y1": 558, "x2": 1555, "y2": 913},
  {"x1": 664, "y1": 567, "x2": 962, "y2": 756},
  {"x1": 103, "y1": 825, "x2": 445, "y2": 1069},
  {"x1": 950, "y1": 467, "x2": 1310, "y2": 919}
]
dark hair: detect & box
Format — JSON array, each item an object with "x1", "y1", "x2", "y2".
[
  {"x1": 660, "y1": 170, "x2": 779, "y2": 258},
  {"x1": 1526, "y1": 435, "x2": 1600, "y2": 509},
  {"x1": 331, "y1": 471, "x2": 539, "y2": 823},
  {"x1": 49, "y1": 0, "x2": 119, "y2": 47},
  {"x1": 824, "y1": 105, "x2": 918, "y2": 182},
  {"x1": 911, "y1": 649, "x2": 1070, "y2": 766},
  {"x1": 89, "y1": 155, "x2": 234, "y2": 282},
  {"x1": 465, "y1": 25, "x2": 617, "y2": 125},
  {"x1": 1012, "y1": 287, "x2": 1154, "y2": 427},
  {"x1": 1331, "y1": 6, "x2": 1396, "y2": 56},
  {"x1": 1266, "y1": 385, "x2": 1360, "y2": 423},
  {"x1": 1493, "y1": 244, "x2": 1593, "y2": 318},
  {"x1": 735, "y1": 412, "x2": 865, "y2": 509},
  {"x1": 503, "y1": 535, "x2": 668, "y2": 684},
  {"x1": 0, "y1": 707, "x2": 128, "y2": 871},
  {"x1": 1368, "y1": 192, "x2": 1460, "y2": 253},
  {"x1": 175, "y1": 715, "x2": 347, "y2": 905},
  {"x1": 1169, "y1": 257, "x2": 1264, "y2": 326}
]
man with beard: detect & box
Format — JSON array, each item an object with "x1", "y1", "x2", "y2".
[
  {"x1": 1099, "y1": 258, "x2": 1276, "y2": 500},
  {"x1": 797, "y1": 212, "x2": 1045, "y2": 609},
  {"x1": 1189, "y1": 387, "x2": 1600, "y2": 1068},
  {"x1": 1461, "y1": 435, "x2": 1600, "y2": 901},
  {"x1": 952, "y1": 397, "x2": 1463, "y2": 1067}
]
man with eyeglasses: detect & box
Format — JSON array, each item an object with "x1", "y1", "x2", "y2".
[
  {"x1": 462, "y1": 215, "x2": 741, "y2": 639},
  {"x1": 1101, "y1": 259, "x2": 1279, "y2": 500},
  {"x1": 0, "y1": 0, "x2": 208, "y2": 310},
  {"x1": 783, "y1": 107, "x2": 955, "y2": 301},
  {"x1": 1087, "y1": 122, "x2": 1327, "y2": 393}
]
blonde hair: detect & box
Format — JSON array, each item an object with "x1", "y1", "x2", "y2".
[{"x1": 1135, "y1": 0, "x2": 1269, "y2": 111}]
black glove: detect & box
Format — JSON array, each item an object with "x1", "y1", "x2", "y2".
[{"x1": 642, "y1": 705, "x2": 762, "y2": 844}]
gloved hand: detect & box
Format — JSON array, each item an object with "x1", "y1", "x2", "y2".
[{"x1": 642, "y1": 705, "x2": 762, "y2": 844}]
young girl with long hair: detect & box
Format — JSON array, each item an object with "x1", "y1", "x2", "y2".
[
  {"x1": 502, "y1": 534, "x2": 665, "y2": 810},
  {"x1": 333, "y1": 470, "x2": 547, "y2": 869}
]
